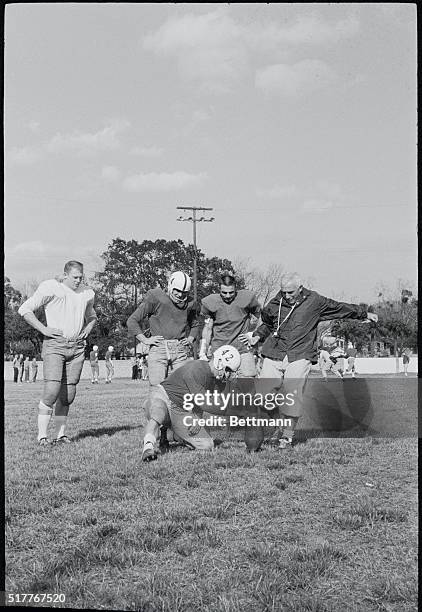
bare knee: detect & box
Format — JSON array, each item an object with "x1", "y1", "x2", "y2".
[
  {"x1": 43, "y1": 381, "x2": 62, "y2": 406},
  {"x1": 59, "y1": 384, "x2": 77, "y2": 405}
]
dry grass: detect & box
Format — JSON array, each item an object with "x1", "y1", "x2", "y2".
[{"x1": 4, "y1": 379, "x2": 418, "y2": 611}]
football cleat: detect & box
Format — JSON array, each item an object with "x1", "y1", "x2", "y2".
[
  {"x1": 278, "y1": 437, "x2": 293, "y2": 449},
  {"x1": 142, "y1": 446, "x2": 158, "y2": 462}
]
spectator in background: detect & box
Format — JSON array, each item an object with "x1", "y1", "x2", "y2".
[
  {"x1": 89, "y1": 345, "x2": 100, "y2": 384},
  {"x1": 23, "y1": 356, "x2": 31, "y2": 382},
  {"x1": 402, "y1": 351, "x2": 410, "y2": 376},
  {"x1": 19, "y1": 354, "x2": 25, "y2": 382},
  {"x1": 141, "y1": 356, "x2": 148, "y2": 380},
  {"x1": 344, "y1": 343, "x2": 357, "y2": 378},
  {"x1": 31, "y1": 357, "x2": 38, "y2": 383},
  {"x1": 12, "y1": 354, "x2": 19, "y2": 383},
  {"x1": 131, "y1": 355, "x2": 138, "y2": 380},
  {"x1": 105, "y1": 346, "x2": 114, "y2": 383}
]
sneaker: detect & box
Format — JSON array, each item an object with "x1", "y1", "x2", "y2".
[
  {"x1": 52, "y1": 435, "x2": 72, "y2": 445},
  {"x1": 38, "y1": 437, "x2": 49, "y2": 447},
  {"x1": 142, "y1": 446, "x2": 158, "y2": 462},
  {"x1": 278, "y1": 437, "x2": 293, "y2": 449}
]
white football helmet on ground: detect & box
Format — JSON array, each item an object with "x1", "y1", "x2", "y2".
[
  {"x1": 168, "y1": 271, "x2": 191, "y2": 305},
  {"x1": 213, "y1": 345, "x2": 241, "y2": 380}
]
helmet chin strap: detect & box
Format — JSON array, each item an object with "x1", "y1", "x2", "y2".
[{"x1": 170, "y1": 292, "x2": 187, "y2": 306}]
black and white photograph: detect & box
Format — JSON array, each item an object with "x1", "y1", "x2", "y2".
[{"x1": 4, "y1": 3, "x2": 418, "y2": 611}]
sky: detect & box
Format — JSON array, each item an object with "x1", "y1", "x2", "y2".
[{"x1": 4, "y1": 3, "x2": 417, "y2": 303}]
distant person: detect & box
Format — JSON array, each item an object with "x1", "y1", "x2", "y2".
[
  {"x1": 89, "y1": 345, "x2": 100, "y2": 384},
  {"x1": 12, "y1": 354, "x2": 19, "y2": 383},
  {"x1": 18, "y1": 354, "x2": 25, "y2": 382},
  {"x1": 105, "y1": 346, "x2": 114, "y2": 383},
  {"x1": 330, "y1": 345, "x2": 347, "y2": 378},
  {"x1": 31, "y1": 358, "x2": 39, "y2": 383},
  {"x1": 249, "y1": 272, "x2": 378, "y2": 449},
  {"x1": 318, "y1": 347, "x2": 333, "y2": 381},
  {"x1": 141, "y1": 356, "x2": 148, "y2": 380},
  {"x1": 18, "y1": 260, "x2": 97, "y2": 446},
  {"x1": 402, "y1": 351, "x2": 410, "y2": 376},
  {"x1": 344, "y1": 344, "x2": 357, "y2": 378},
  {"x1": 23, "y1": 356, "x2": 31, "y2": 382},
  {"x1": 131, "y1": 356, "x2": 138, "y2": 380}
]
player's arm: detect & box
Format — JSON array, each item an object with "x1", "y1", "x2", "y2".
[
  {"x1": 198, "y1": 301, "x2": 215, "y2": 359},
  {"x1": 239, "y1": 296, "x2": 262, "y2": 346},
  {"x1": 78, "y1": 298, "x2": 97, "y2": 340},
  {"x1": 18, "y1": 283, "x2": 62, "y2": 338},
  {"x1": 180, "y1": 302, "x2": 200, "y2": 347},
  {"x1": 247, "y1": 300, "x2": 275, "y2": 346},
  {"x1": 199, "y1": 317, "x2": 214, "y2": 359},
  {"x1": 319, "y1": 296, "x2": 378, "y2": 323},
  {"x1": 126, "y1": 293, "x2": 164, "y2": 346}
]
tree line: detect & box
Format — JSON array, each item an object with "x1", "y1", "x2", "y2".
[{"x1": 4, "y1": 238, "x2": 418, "y2": 359}]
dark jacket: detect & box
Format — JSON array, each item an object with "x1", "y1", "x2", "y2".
[{"x1": 256, "y1": 288, "x2": 367, "y2": 363}]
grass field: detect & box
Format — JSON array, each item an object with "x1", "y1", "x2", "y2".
[{"x1": 4, "y1": 379, "x2": 418, "y2": 611}]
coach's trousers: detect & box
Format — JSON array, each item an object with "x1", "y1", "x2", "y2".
[{"x1": 257, "y1": 356, "x2": 311, "y2": 418}]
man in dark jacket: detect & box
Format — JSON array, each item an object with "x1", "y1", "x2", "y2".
[{"x1": 250, "y1": 273, "x2": 378, "y2": 448}]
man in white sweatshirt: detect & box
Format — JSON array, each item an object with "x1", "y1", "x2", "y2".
[{"x1": 18, "y1": 260, "x2": 97, "y2": 446}]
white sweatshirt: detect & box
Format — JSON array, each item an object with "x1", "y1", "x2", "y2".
[{"x1": 18, "y1": 279, "x2": 95, "y2": 340}]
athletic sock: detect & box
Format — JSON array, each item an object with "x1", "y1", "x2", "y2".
[
  {"x1": 38, "y1": 401, "x2": 53, "y2": 440},
  {"x1": 143, "y1": 433, "x2": 156, "y2": 449},
  {"x1": 54, "y1": 415, "x2": 67, "y2": 440},
  {"x1": 281, "y1": 415, "x2": 298, "y2": 440}
]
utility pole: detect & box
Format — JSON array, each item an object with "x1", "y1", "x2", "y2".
[{"x1": 176, "y1": 206, "x2": 214, "y2": 305}]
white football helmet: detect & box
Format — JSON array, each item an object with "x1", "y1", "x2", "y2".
[
  {"x1": 108, "y1": 345, "x2": 114, "y2": 352},
  {"x1": 213, "y1": 345, "x2": 241, "y2": 380},
  {"x1": 168, "y1": 271, "x2": 191, "y2": 305},
  {"x1": 93, "y1": 345, "x2": 98, "y2": 351}
]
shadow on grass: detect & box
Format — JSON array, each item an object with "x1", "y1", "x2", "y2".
[{"x1": 72, "y1": 424, "x2": 143, "y2": 441}]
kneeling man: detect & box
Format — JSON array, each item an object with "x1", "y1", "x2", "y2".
[{"x1": 142, "y1": 345, "x2": 241, "y2": 462}]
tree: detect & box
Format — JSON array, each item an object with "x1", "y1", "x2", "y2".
[
  {"x1": 4, "y1": 278, "x2": 43, "y2": 357},
  {"x1": 331, "y1": 287, "x2": 418, "y2": 355},
  {"x1": 90, "y1": 238, "x2": 239, "y2": 355},
  {"x1": 234, "y1": 258, "x2": 284, "y2": 304},
  {"x1": 330, "y1": 319, "x2": 372, "y2": 351}
]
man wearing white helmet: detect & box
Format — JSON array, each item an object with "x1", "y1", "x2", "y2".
[
  {"x1": 127, "y1": 271, "x2": 199, "y2": 448},
  {"x1": 105, "y1": 345, "x2": 114, "y2": 384},
  {"x1": 141, "y1": 345, "x2": 241, "y2": 462},
  {"x1": 89, "y1": 345, "x2": 99, "y2": 384}
]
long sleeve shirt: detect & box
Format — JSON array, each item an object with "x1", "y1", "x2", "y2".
[
  {"x1": 18, "y1": 279, "x2": 95, "y2": 340},
  {"x1": 256, "y1": 288, "x2": 367, "y2": 363},
  {"x1": 127, "y1": 288, "x2": 199, "y2": 341}
]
